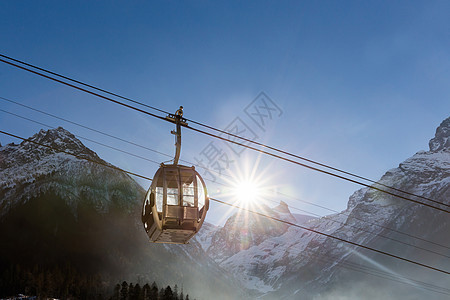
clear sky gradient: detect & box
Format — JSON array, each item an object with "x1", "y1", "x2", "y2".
[{"x1": 1, "y1": 1, "x2": 449, "y2": 225}]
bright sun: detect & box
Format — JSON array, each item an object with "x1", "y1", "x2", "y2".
[
  {"x1": 233, "y1": 180, "x2": 261, "y2": 204},
  {"x1": 219, "y1": 155, "x2": 278, "y2": 212}
]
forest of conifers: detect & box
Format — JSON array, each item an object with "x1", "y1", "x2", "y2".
[{"x1": 1, "y1": 263, "x2": 194, "y2": 300}]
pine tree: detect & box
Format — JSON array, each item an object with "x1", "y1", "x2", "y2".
[
  {"x1": 173, "y1": 284, "x2": 178, "y2": 300},
  {"x1": 142, "y1": 283, "x2": 150, "y2": 300},
  {"x1": 163, "y1": 286, "x2": 173, "y2": 300},
  {"x1": 120, "y1": 281, "x2": 128, "y2": 300},
  {"x1": 129, "y1": 283, "x2": 134, "y2": 296},
  {"x1": 149, "y1": 282, "x2": 158, "y2": 300},
  {"x1": 159, "y1": 288, "x2": 165, "y2": 300},
  {"x1": 132, "y1": 283, "x2": 142, "y2": 300}
]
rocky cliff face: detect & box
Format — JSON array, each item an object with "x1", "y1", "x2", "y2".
[{"x1": 429, "y1": 117, "x2": 450, "y2": 152}]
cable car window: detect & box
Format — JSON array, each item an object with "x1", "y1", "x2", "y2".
[
  {"x1": 181, "y1": 172, "x2": 195, "y2": 207},
  {"x1": 167, "y1": 188, "x2": 178, "y2": 205},
  {"x1": 155, "y1": 187, "x2": 163, "y2": 212},
  {"x1": 155, "y1": 171, "x2": 165, "y2": 212},
  {"x1": 197, "y1": 175, "x2": 205, "y2": 209},
  {"x1": 166, "y1": 169, "x2": 179, "y2": 205}
]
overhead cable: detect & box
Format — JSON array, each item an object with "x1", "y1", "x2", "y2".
[
  {"x1": 2, "y1": 97, "x2": 448, "y2": 252},
  {"x1": 1, "y1": 129, "x2": 449, "y2": 276},
  {"x1": 210, "y1": 197, "x2": 450, "y2": 275},
  {"x1": 3, "y1": 107, "x2": 449, "y2": 259},
  {"x1": 1, "y1": 56, "x2": 448, "y2": 212},
  {"x1": 0, "y1": 53, "x2": 442, "y2": 207},
  {"x1": 0, "y1": 53, "x2": 170, "y2": 115},
  {"x1": 2, "y1": 126, "x2": 449, "y2": 295}
]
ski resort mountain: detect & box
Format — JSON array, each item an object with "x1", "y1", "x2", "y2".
[{"x1": 1, "y1": 117, "x2": 449, "y2": 299}]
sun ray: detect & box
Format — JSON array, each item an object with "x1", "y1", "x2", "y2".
[{"x1": 218, "y1": 152, "x2": 280, "y2": 209}]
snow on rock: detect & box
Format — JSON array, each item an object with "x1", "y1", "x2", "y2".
[
  {"x1": 206, "y1": 202, "x2": 296, "y2": 264},
  {"x1": 203, "y1": 202, "x2": 314, "y2": 293},
  {"x1": 429, "y1": 117, "x2": 450, "y2": 152},
  {"x1": 0, "y1": 127, "x2": 142, "y2": 217},
  {"x1": 194, "y1": 221, "x2": 220, "y2": 252}
]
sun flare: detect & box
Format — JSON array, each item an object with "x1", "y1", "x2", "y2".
[
  {"x1": 213, "y1": 154, "x2": 282, "y2": 225},
  {"x1": 233, "y1": 180, "x2": 261, "y2": 204}
]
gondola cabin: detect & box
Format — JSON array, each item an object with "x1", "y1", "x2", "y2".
[{"x1": 142, "y1": 163, "x2": 209, "y2": 244}]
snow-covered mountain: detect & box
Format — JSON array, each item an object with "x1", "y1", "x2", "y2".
[
  {"x1": 0, "y1": 127, "x2": 246, "y2": 300},
  {"x1": 0, "y1": 127, "x2": 141, "y2": 217},
  {"x1": 194, "y1": 117, "x2": 450, "y2": 299},
  {"x1": 2, "y1": 116, "x2": 448, "y2": 299}
]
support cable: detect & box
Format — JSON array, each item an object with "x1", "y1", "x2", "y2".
[
  {"x1": 1, "y1": 129, "x2": 449, "y2": 276},
  {"x1": 186, "y1": 125, "x2": 450, "y2": 213},
  {"x1": 210, "y1": 197, "x2": 450, "y2": 276},
  {"x1": 4, "y1": 106, "x2": 449, "y2": 259},
  {"x1": 0, "y1": 109, "x2": 161, "y2": 166},
  {"x1": 0, "y1": 54, "x2": 443, "y2": 207},
  {"x1": 0, "y1": 53, "x2": 170, "y2": 115},
  {"x1": 0, "y1": 130, "x2": 149, "y2": 181},
  {"x1": 2, "y1": 97, "x2": 450, "y2": 251},
  {"x1": 0, "y1": 56, "x2": 448, "y2": 212}
]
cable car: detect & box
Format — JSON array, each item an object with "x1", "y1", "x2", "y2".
[{"x1": 142, "y1": 107, "x2": 209, "y2": 244}]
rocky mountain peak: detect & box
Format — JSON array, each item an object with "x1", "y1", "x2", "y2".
[
  {"x1": 273, "y1": 201, "x2": 291, "y2": 214},
  {"x1": 1, "y1": 126, "x2": 144, "y2": 218},
  {"x1": 429, "y1": 116, "x2": 450, "y2": 152},
  {"x1": 20, "y1": 127, "x2": 102, "y2": 162}
]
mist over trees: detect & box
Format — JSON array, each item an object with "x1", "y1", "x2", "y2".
[{"x1": 0, "y1": 262, "x2": 194, "y2": 300}]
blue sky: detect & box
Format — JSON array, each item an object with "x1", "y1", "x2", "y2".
[{"x1": 1, "y1": 1, "x2": 449, "y2": 224}]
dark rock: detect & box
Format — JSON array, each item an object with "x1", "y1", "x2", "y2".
[{"x1": 429, "y1": 116, "x2": 450, "y2": 152}]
